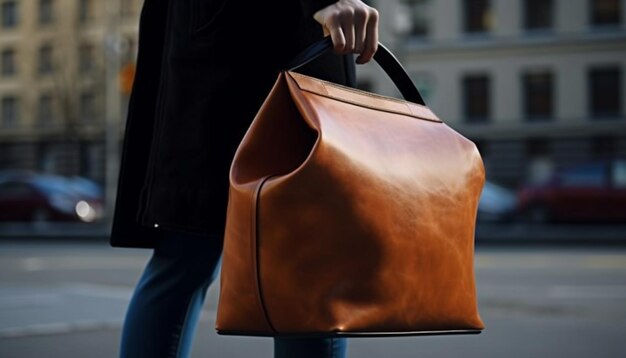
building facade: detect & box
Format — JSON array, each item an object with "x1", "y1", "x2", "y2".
[
  {"x1": 0, "y1": 0, "x2": 140, "y2": 183},
  {"x1": 360, "y1": 0, "x2": 626, "y2": 189},
  {"x1": 2, "y1": 0, "x2": 625, "y2": 191}
]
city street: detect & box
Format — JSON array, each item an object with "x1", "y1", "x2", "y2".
[{"x1": 1, "y1": 239, "x2": 625, "y2": 358}]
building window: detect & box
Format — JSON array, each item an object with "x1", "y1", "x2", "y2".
[
  {"x1": 79, "y1": 91, "x2": 96, "y2": 121},
  {"x1": 1, "y1": 0, "x2": 18, "y2": 28},
  {"x1": 36, "y1": 143, "x2": 57, "y2": 173},
  {"x1": 591, "y1": 136, "x2": 616, "y2": 160},
  {"x1": 79, "y1": 43, "x2": 94, "y2": 73},
  {"x1": 38, "y1": 44, "x2": 54, "y2": 75},
  {"x1": 524, "y1": 0, "x2": 553, "y2": 30},
  {"x1": 399, "y1": 0, "x2": 432, "y2": 37},
  {"x1": 590, "y1": 0, "x2": 621, "y2": 26},
  {"x1": 411, "y1": 72, "x2": 434, "y2": 104},
  {"x1": 78, "y1": 0, "x2": 93, "y2": 23},
  {"x1": 1, "y1": 96, "x2": 19, "y2": 127},
  {"x1": 473, "y1": 139, "x2": 491, "y2": 172},
  {"x1": 38, "y1": 94, "x2": 54, "y2": 125},
  {"x1": 463, "y1": 0, "x2": 492, "y2": 33},
  {"x1": 79, "y1": 142, "x2": 99, "y2": 178},
  {"x1": 526, "y1": 138, "x2": 550, "y2": 158},
  {"x1": 1, "y1": 48, "x2": 16, "y2": 76},
  {"x1": 473, "y1": 139, "x2": 489, "y2": 157},
  {"x1": 462, "y1": 74, "x2": 490, "y2": 122},
  {"x1": 38, "y1": 0, "x2": 54, "y2": 25},
  {"x1": 589, "y1": 66, "x2": 622, "y2": 118},
  {"x1": 523, "y1": 71, "x2": 554, "y2": 120}
]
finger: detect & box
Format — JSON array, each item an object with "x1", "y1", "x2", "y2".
[
  {"x1": 342, "y1": 23, "x2": 355, "y2": 54},
  {"x1": 356, "y1": 9, "x2": 379, "y2": 64},
  {"x1": 340, "y1": 11, "x2": 355, "y2": 54},
  {"x1": 353, "y1": 7, "x2": 368, "y2": 54},
  {"x1": 325, "y1": 12, "x2": 347, "y2": 53}
]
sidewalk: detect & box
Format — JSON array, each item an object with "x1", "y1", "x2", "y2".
[
  {"x1": 2, "y1": 240, "x2": 625, "y2": 357},
  {"x1": 475, "y1": 222, "x2": 626, "y2": 244},
  {"x1": 2, "y1": 221, "x2": 626, "y2": 244}
]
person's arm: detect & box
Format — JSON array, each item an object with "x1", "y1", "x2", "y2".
[{"x1": 302, "y1": 0, "x2": 379, "y2": 64}]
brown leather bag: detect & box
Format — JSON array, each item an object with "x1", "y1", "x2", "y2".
[{"x1": 216, "y1": 38, "x2": 485, "y2": 337}]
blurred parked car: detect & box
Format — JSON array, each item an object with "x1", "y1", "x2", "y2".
[
  {"x1": 477, "y1": 180, "x2": 518, "y2": 223},
  {"x1": 517, "y1": 159, "x2": 626, "y2": 223},
  {"x1": 0, "y1": 171, "x2": 104, "y2": 223},
  {"x1": 67, "y1": 175, "x2": 105, "y2": 199}
]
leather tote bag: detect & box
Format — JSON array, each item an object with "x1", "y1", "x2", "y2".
[{"x1": 216, "y1": 37, "x2": 485, "y2": 337}]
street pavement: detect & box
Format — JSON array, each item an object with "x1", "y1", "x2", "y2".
[
  {"x1": 0, "y1": 240, "x2": 625, "y2": 357},
  {"x1": 3, "y1": 221, "x2": 626, "y2": 243}
]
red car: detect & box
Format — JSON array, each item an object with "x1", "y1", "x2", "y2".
[
  {"x1": 0, "y1": 172, "x2": 104, "y2": 223},
  {"x1": 517, "y1": 159, "x2": 626, "y2": 223}
]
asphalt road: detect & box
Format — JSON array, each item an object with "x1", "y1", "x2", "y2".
[{"x1": 1, "y1": 240, "x2": 625, "y2": 358}]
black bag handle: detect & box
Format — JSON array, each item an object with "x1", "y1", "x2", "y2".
[{"x1": 285, "y1": 36, "x2": 426, "y2": 106}]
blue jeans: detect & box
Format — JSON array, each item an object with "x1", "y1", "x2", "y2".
[{"x1": 120, "y1": 228, "x2": 348, "y2": 358}]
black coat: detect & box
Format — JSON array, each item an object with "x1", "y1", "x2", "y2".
[{"x1": 110, "y1": 0, "x2": 355, "y2": 248}]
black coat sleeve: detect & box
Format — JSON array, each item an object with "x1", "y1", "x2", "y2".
[{"x1": 300, "y1": 0, "x2": 337, "y2": 18}]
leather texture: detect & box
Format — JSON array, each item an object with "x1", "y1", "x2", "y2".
[
  {"x1": 216, "y1": 44, "x2": 485, "y2": 337},
  {"x1": 287, "y1": 37, "x2": 424, "y2": 106}
]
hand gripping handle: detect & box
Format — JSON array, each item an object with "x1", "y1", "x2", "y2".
[{"x1": 285, "y1": 36, "x2": 426, "y2": 106}]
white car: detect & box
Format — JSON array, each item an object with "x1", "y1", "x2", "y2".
[{"x1": 477, "y1": 181, "x2": 517, "y2": 222}]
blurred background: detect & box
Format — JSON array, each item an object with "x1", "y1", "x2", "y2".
[{"x1": 0, "y1": 0, "x2": 625, "y2": 357}]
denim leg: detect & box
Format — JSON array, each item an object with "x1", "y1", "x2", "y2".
[
  {"x1": 119, "y1": 229, "x2": 223, "y2": 358},
  {"x1": 119, "y1": 227, "x2": 348, "y2": 358},
  {"x1": 274, "y1": 337, "x2": 348, "y2": 358}
]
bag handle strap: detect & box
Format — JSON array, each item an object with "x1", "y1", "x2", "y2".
[{"x1": 285, "y1": 36, "x2": 426, "y2": 106}]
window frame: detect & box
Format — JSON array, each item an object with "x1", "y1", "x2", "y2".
[
  {"x1": 463, "y1": 0, "x2": 492, "y2": 34},
  {"x1": 38, "y1": 44, "x2": 54, "y2": 75},
  {"x1": 1, "y1": 0, "x2": 18, "y2": 29},
  {"x1": 523, "y1": 0, "x2": 554, "y2": 32},
  {"x1": 1, "y1": 95, "x2": 20, "y2": 127},
  {"x1": 589, "y1": 0, "x2": 622, "y2": 27},
  {"x1": 78, "y1": 0, "x2": 93, "y2": 23},
  {"x1": 79, "y1": 91, "x2": 97, "y2": 121},
  {"x1": 78, "y1": 43, "x2": 94, "y2": 74},
  {"x1": 37, "y1": 93, "x2": 54, "y2": 125},
  {"x1": 38, "y1": 0, "x2": 54, "y2": 25},
  {"x1": 522, "y1": 70, "x2": 555, "y2": 121},
  {"x1": 1, "y1": 48, "x2": 16, "y2": 76},
  {"x1": 588, "y1": 65, "x2": 622, "y2": 119},
  {"x1": 462, "y1": 73, "x2": 491, "y2": 123}
]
